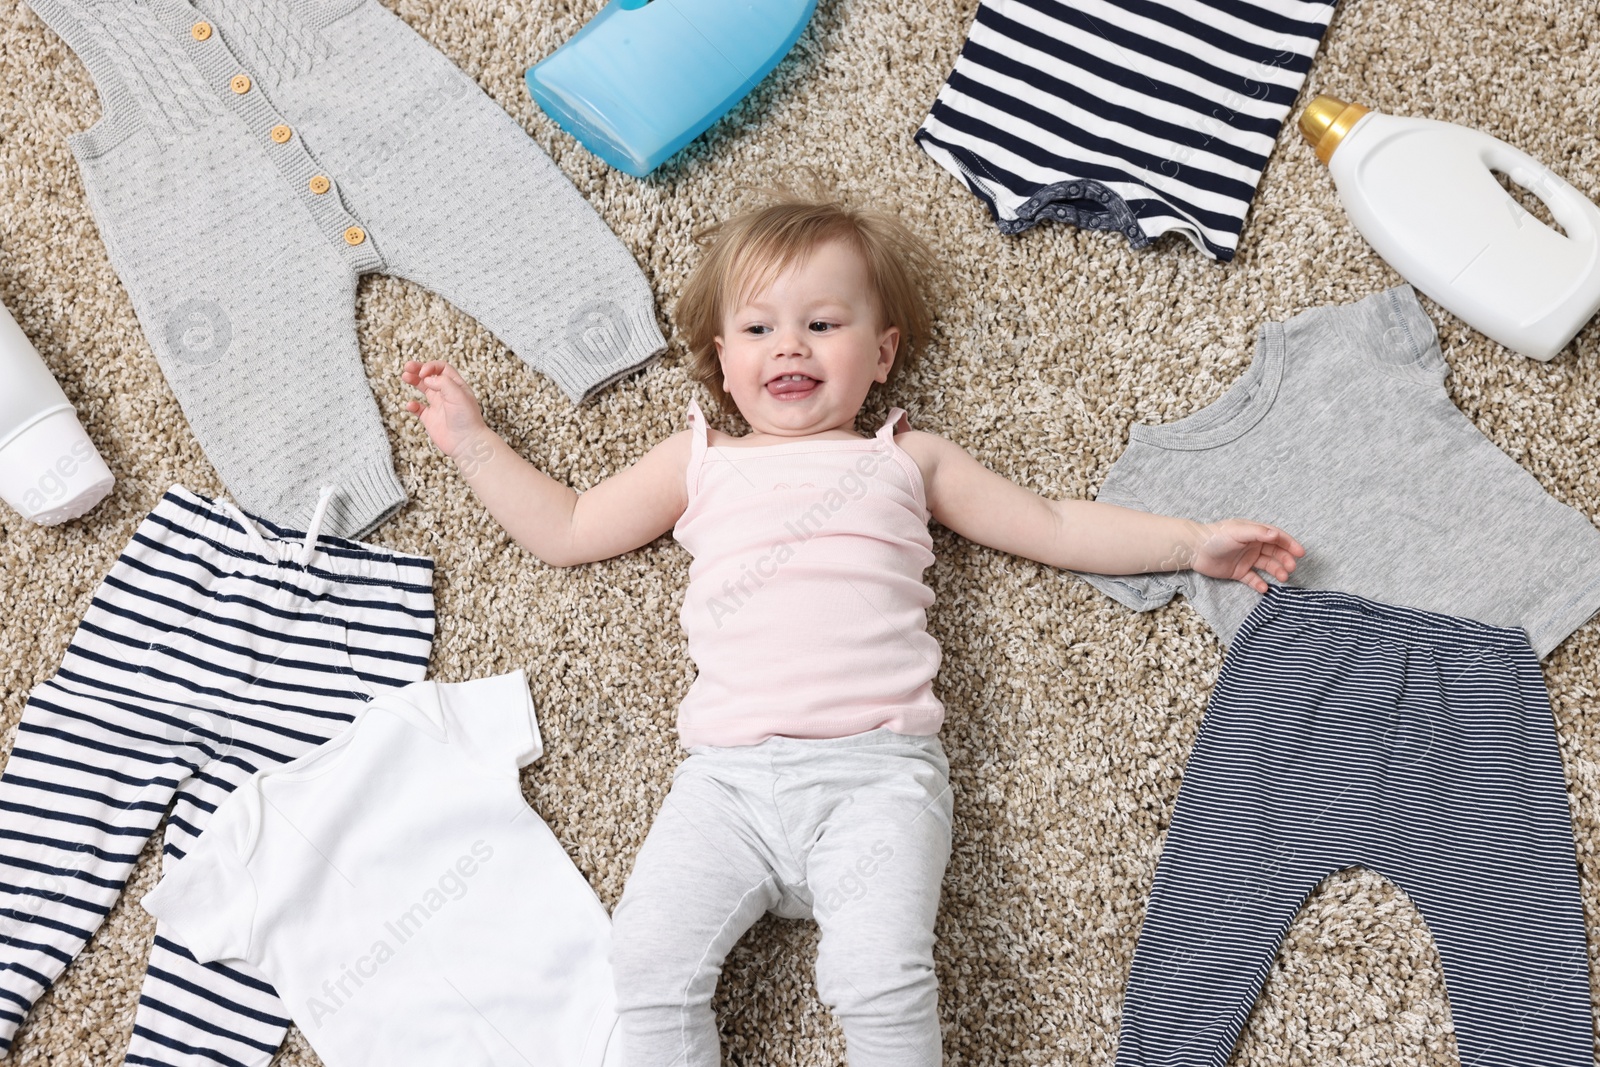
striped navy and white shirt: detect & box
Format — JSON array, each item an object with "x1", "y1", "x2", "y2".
[{"x1": 917, "y1": 0, "x2": 1339, "y2": 261}]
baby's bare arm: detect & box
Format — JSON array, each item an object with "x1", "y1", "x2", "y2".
[
  {"x1": 452, "y1": 427, "x2": 691, "y2": 567},
  {"x1": 899, "y1": 431, "x2": 1296, "y2": 579},
  {"x1": 403, "y1": 360, "x2": 689, "y2": 567}
]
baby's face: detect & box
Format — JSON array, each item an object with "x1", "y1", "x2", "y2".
[{"x1": 715, "y1": 239, "x2": 899, "y2": 438}]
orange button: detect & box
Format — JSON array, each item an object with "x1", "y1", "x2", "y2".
[
  {"x1": 230, "y1": 74, "x2": 251, "y2": 94},
  {"x1": 343, "y1": 226, "x2": 366, "y2": 246},
  {"x1": 270, "y1": 124, "x2": 292, "y2": 144},
  {"x1": 309, "y1": 175, "x2": 331, "y2": 195},
  {"x1": 191, "y1": 21, "x2": 213, "y2": 41}
]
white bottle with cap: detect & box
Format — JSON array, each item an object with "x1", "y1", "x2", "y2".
[
  {"x1": 0, "y1": 297, "x2": 114, "y2": 525},
  {"x1": 1300, "y1": 95, "x2": 1600, "y2": 362}
]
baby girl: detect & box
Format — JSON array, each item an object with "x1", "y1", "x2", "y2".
[{"x1": 402, "y1": 192, "x2": 1303, "y2": 1066}]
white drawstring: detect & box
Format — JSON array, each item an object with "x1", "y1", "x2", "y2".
[
  {"x1": 219, "y1": 498, "x2": 271, "y2": 556},
  {"x1": 298, "y1": 486, "x2": 338, "y2": 567}
]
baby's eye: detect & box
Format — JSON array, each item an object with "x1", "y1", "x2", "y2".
[
  {"x1": 744, "y1": 324, "x2": 771, "y2": 336},
  {"x1": 809, "y1": 321, "x2": 836, "y2": 333}
]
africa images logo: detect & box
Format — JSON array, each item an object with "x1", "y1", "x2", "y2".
[
  {"x1": 303, "y1": 839, "x2": 495, "y2": 1027},
  {"x1": 164, "y1": 298, "x2": 232, "y2": 367},
  {"x1": 566, "y1": 301, "x2": 631, "y2": 359}
]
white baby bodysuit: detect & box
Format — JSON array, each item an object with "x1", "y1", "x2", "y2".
[{"x1": 141, "y1": 671, "x2": 618, "y2": 1067}]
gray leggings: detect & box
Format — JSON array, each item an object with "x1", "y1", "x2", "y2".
[{"x1": 611, "y1": 728, "x2": 953, "y2": 1067}]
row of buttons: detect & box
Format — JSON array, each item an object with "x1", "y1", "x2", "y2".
[{"x1": 191, "y1": 20, "x2": 366, "y2": 248}]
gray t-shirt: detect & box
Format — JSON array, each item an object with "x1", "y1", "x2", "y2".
[{"x1": 1076, "y1": 286, "x2": 1600, "y2": 659}]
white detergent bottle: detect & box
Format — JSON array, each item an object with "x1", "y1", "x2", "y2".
[
  {"x1": 0, "y1": 296, "x2": 114, "y2": 525},
  {"x1": 1300, "y1": 95, "x2": 1600, "y2": 361}
]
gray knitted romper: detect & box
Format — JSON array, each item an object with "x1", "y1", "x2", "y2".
[{"x1": 27, "y1": 0, "x2": 665, "y2": 537}]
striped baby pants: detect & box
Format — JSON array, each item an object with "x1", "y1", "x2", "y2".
[
  {"x1": 0, "y1": 486, "x2": 436, "y2": 1065},
  {"x1": 1116, "y1": 585, "x2": 1594, "y2": 1066}
]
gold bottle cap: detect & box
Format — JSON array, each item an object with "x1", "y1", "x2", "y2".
[{"x1": 1299, "y1": 95, "x2": 1371, "y2": 165}]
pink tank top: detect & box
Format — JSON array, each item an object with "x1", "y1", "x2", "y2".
[{"x1": 673, "y1": 399, "x2": 944, "y2": 748}]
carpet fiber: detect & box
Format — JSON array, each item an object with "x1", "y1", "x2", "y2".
[{"x1": 3, "y1": 0, "x2": 1599, "y2": 1063}]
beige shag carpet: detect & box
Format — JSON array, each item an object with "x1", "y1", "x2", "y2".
[{"x1": 4, "y1": 0, "x2": 1600, "y2": 1063}]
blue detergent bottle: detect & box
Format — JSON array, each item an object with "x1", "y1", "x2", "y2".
[{"x1": 526, "y1": 0, "x2": 818, "y2": 178}]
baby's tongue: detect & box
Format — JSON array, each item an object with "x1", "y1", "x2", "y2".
[{"x1": 768, "y1": 376, "x2": 817, "y2": 397}]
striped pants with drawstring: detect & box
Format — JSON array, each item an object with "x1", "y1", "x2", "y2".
[{"x1": 0, "y1": 485, "x2": 435, "y2": 1066}]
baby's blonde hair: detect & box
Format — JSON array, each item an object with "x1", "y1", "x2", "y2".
[{"x1": 676, "y1": 187, "x2": 938, "y2": 415}]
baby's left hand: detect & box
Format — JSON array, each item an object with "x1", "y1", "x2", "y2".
[{"x1": 1191, "y1": 520, "x2": 1306, "y2": 593}]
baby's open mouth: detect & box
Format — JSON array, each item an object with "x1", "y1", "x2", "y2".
[{"x1": 767, "y1": 374, "x2": 820, "y2": 399}]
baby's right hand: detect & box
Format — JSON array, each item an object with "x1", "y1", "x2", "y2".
[{"x1": 401, "y1": 360, "x2": 488, "y2": 460}]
